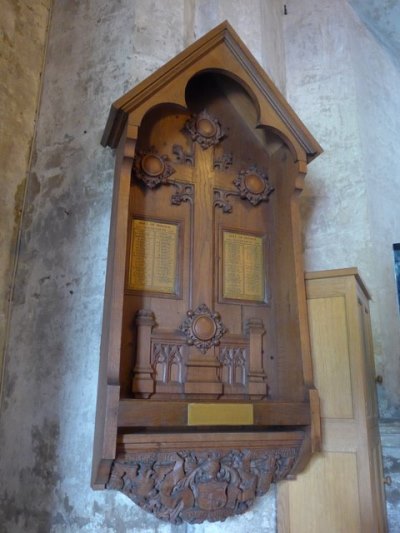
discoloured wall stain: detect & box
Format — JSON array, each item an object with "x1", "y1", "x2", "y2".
[
  {"x1": 31, "y1": 419, "x2": 61, "y2": 485},
  {"x1": 0, "y1": 0, "x2": 52, "y2": 396},
  {"x1": 0, "y1": 418, "x2": 60, "y2": 531}
]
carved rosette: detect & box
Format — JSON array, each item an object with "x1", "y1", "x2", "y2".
[
  {"x1": 107, "y1": 447, "x2": 299, "y2": 524},
  {"x1": 179, "y1": 304, "x2": 226, "y2": 353},
  {"x1": 184, "y1": 110, "x2": 224, "y2": 149},
  {"x1": 233, "y1": 167, "x2": 274, "y2": 206},
  {"x1": 134, "y1": 148, "x2": 176, "y2": 188}
]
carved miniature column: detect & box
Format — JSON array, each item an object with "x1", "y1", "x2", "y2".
[
  {"x1": 132, "y1": 309, "x2": 156, "y2": 398},
  {"x1": 245, "y1": 318, "x2": 268, "y2": 399}
]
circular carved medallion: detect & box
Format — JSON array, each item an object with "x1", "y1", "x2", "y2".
[
  {"x1": 141, "y1": 154, "x2": 165, "y2": 176},
  {"x1": 193, "y1": 315, "x2": 217, "y2": 341},
  {"x1": 233, "y1": 167, "x2": 274, "y2": 206},
  {"x1": 134, "y1": 148, "x2": 175, "y2": 188},
  {"x1": 184, "y1": 110, "x2": 224, "y2": 149},
  {"x1": 179, "y1": 304, "x2": 226, "y2": 353},
  {"x1": 244, "y1": 173, "x2": 266, "y2": 194},
  {"x1": 196, "y1": 117, "x2": 217, "y2": 138}
]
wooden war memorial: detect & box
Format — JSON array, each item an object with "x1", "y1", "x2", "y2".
[{"x1": 92, "y1": 22, "x2": 323, "y2": 524}]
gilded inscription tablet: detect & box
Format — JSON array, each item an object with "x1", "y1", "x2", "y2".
[
  {"x1": 129, "y1": 219, "x2": 178, "y2": 294},
  {"x1": 223, "y1": 231, "x2": 265, "y2": 301}
]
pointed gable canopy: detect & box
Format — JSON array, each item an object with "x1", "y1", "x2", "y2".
[{"x1": 101, "y1": 21, "x2": 322, "y2": 163}]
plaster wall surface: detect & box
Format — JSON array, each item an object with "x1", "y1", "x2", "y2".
[
  {"x1": 284, "y1": 3, "x2": 400, "y2": 527},
  {"x1": 0, "y1": 1, "x2": 283, "y2": 531},
  {"x1": 349, "y1": 0, "x2": 400, "y2": 70},
  {"x1": 283, "y1": 0, "x2": 400, "y2": 416},
  {"x1": 349, "y1": 17, "x2": 400, "y2": 417},
  {"x1": 187, "y1": 0, "x2": 286, "y2": 92},
  {"x1": 0, "y1": 0, "x2": 51, "y2": 393}
]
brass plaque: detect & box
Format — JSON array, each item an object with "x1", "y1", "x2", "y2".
[
  {"x1": 188, "y1": 403, "x2": 254, "y2": 425},
  {"x1": 129, "y1": 219, "x2": 178, "y2": 293},
  {"x1": 223, "y1": 231, "x2": 265, "y2": 301}
]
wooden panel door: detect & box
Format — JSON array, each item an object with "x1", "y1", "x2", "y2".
[{"x1": 277, "y1": 269, "x2": 388, "y2": 533}]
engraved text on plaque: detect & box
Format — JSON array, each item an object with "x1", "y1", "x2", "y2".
[
  {"x1": 129, "y1": 219, "x2": 178, "y2": 294},
  {"x1": 222, "y1": 231, "x2": 265, "y2": 301}
]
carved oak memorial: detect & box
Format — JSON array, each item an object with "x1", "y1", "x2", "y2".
[{"x1": 92, "y1": 22, "x2": 323, "y2": 524}]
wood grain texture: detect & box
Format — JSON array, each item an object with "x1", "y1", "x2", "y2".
[
  {"x1": 277, "y1": 270, "x2": 388, "y2": 533},
  {"x1": 308, "y1": 296, "x2": 353, "y2": 419},
  {"x1": 118, "y1": 399, "x2": 311, "y2": 427},
  {"x1": 280, "y1": 452, "x2": 362, "y2": 533}
]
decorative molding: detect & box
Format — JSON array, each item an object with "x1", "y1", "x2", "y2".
[
  {"x1": 172, "y1": 144, "x2": 194, "y2": 166},
  {"x1": 171, "y1": 181, "x2": 194, "y2": 205},
  {"x1": 233, "y1": 167, "x2": 274, "y2": 206},
  {"x1": 107, "y1": 447, "x2": 299, "y2": 524},
  {"x1": 184, "y1": 110, "x2": 225, "y2": 149},
  {"x1": 214, "y1": 152, "x2": 233, "y2": 170},
  {"x1": 134, "y1": 148, "x2": 176, "y2": 188},
  {"x1": 180, "y1": 304, "x2": 227, "y2": 354},
  {"x1": 214, "y1": 188, "x2": 238, "y2": 213}
]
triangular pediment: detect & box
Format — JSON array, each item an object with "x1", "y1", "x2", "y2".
[{"x1": 102, "y1": 21, "x2": 322, "y2": 162}]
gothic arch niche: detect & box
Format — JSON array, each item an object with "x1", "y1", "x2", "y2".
[{"x1": 93, "y1": 22, "x2": 323, "y2": 524}]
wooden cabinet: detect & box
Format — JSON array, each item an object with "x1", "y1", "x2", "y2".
[{"x1": 278, "y1": 268, "x2": 388, "y2": 533}]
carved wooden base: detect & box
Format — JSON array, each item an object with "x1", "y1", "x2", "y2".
[{"x1": 107, "y1": 446, "x2": 299, "y2": 524}]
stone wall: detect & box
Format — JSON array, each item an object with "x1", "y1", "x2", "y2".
[
  {"x1": 0, "y1": 1, "x2": 282, "y2": 531},
  {"x1": 283, "y1": 0, "x2": 400, "y2": 417},
  {"x1": 0, "y1": 0, "x2": 51, "y2": 395}
]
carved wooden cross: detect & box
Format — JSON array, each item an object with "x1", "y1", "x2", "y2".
[{"x1": 133, "y1": 109, "x2": 271, "y2": 399}]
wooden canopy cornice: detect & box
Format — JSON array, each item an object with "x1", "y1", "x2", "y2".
[{"x1": 101, "y1": 21, "x2": 322, "y2": 163}]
